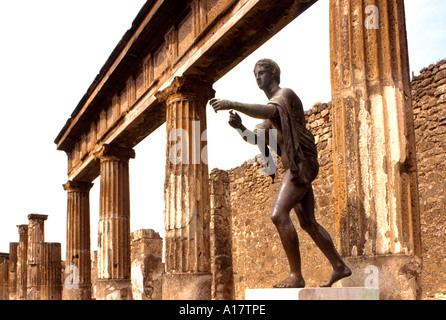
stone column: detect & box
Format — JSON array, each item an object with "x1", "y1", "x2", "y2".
[
  {"x1": 156, "y1": 76, "x2": 215, "y2": 300},
  {"x1": 26, "y1": 214, "x2": 48, "y2": 300},
  {"x1": 95, "y1": 144, "x2": 135, "y2": 300},
  {"x1": 8, "y1": 243, "x2": 18, "y2": 300},
  {"x1": 16, "y1": 225, "x2": 28, "y2": 300},
  {"x1": 41, "y1": 243, "x2": 62, "y2": 300},
  {"x1": 63, "y1": 180, "x2": 93, "y2": 300},
  {"x1": 329, "y1": 0, "x2": 422, "y2": 299}
]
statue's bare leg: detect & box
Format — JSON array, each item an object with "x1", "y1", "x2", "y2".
[
  {"x1": 271, "y1": 170, "x2": 308, "y2": 288},
  {"x1": 294, "y1": 186, "x2": 351, "y2": 287}
]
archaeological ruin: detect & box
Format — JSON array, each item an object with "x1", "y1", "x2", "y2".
[{"x1": 1, "y1": 0, "x2": 445, "y2": 300}]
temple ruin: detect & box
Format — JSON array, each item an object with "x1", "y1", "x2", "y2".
[{"x1": 1, "y1": 0, "x2": 445, "y2": 300}]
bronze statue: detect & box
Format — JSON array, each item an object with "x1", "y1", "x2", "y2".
[{"x1": 209, "y1": 59, "x2": 351, "y2": 288}]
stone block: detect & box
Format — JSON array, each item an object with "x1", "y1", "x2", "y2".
[{"x1": 245, "y1": 287, "x2": 379, "y2": 300}]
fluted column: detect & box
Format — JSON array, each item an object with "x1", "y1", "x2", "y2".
[
  {"x1": 16, "y1": 225, "x2": 28, "y2": 300},
  {"x1": 26, "y1": 214, "x2": 47, "y2": 300},
  {"x1": 330, "y1": 0, "x2": 421, "y2": 299},
  {"x1": 41, "y1": 243, "x2": 62, "y2": 300},
  {"x1": 156, "y1": 76, "x2": 215, "y2": 300},
  {"x1": 63, "y1": 180, "x2": 93, "y2": 300},
  {"x1": 95, "y1": 144, "x2": 135, "y2": 300}
]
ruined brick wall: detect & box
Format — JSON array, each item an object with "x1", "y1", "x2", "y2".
[
  {"x1": 412, "y1": 59, "x2": 446, "y2": 300},
  {"x1": 221, "y1": 60, "x2": 446, "y2": 300},
  {"x1": 226, "y1": 103, "x2": 335, "y2": 300}
]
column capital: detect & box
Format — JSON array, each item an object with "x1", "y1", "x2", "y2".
[
  {"x1": 63, "y1": 180, "x2": 94, "y2": 193},
  {"x1": 17, "y1": 224, "x2": 28, "y2": 235},
  {"x1": 155, "y1": 76, "x2": 215, "y2": 104},
  {"x1": 94, "y1": 144, "x2": 135, "y2": 162},
  {"x1": 28, "y1": 214, "x2": 48, "y2": 222}
]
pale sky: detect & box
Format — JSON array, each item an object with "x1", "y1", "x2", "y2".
[{"x1": 0, "y1": 1, "x2": 445, "y2": 255}]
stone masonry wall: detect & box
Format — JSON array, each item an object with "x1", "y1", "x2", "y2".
[
  {"x1": 412, "y1": 59, "x2": 446, "y2": 299},
  {"x1": 221, "y1": 59, "x2": 446, "y2": 300}
]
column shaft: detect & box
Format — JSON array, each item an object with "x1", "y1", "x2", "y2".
[
  {"x1": 158, "y1": 77, "x2": 214, "y2": 274},
  {"x1": 329, "y1": 0, "x2": 422, "y2": 299},
  {"x1": 63, "y1": 180, "x2": 93, "y2": 300},
  {"x1": 329, "y1": 0, "x2": 421, "y2": 257},
  {"x1": 16, "y1": 225, "x2": 28, "y2": 300},
  {"x1": 41, "y1": 243, "x2": 62, "y2": 300},
  {"x1": 26, "y1": 214, "x2": 48, "y2": 300},
  {"x1": 156, "y1": 76, "x2": 215, "y2": 300},
  {"x1": 95, "y1": 144, "x2": 134, "y2": 300}
]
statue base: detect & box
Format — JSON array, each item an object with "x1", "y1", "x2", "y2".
[{"x1": 245, "y1": 287, "x2": 379, "y2": 300}]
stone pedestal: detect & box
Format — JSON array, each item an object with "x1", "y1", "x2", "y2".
[
  {"x1": 63, "y1": 180, "x2": 93, "y2": 300},
  {"x1": 245, "y1": 287, "x2": 379, "y2": 300},
  {"x1": 156, "y1": 76, "x2": 215, "y2": 299},
  {"x1": 95, "y1": 144, "x2": 135, "y2": 300}
]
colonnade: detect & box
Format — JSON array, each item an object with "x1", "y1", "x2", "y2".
[{"x1": 63, "y1": 76, "x2": 214, "y2": 300}]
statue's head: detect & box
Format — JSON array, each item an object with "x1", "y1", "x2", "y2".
[{"x1": 254, "y1": 59, "x2": 281, "y2": 85}]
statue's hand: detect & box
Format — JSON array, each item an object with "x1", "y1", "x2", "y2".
[
  {"x1": 209, "y1": 98, "x2": 234, "y2": 112},
  {"x1": 228, "y1": 110, "x2": 242, "y2": 129}
]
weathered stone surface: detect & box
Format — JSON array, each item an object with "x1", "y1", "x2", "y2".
[
  {"x1": 63, "y1": 180, "x2": 93, "y2": 300},
  {"x1": 27, "y1": 214, "x2": 48, "y2": 300},
  {"x1": 16, "y1": 225, "x2": 28, "y2": 300},
  {"x1": 157, "y1": 77, "x2": 214, "y2": 276},
  {"x1": 162, "y1": 273, "x2": 212, "y2": 300},
  {"x1": 210, "y1": 169, "x2": 234, "y2": 300},
  {"x1": 411, "y1": 59, "x2": 446, "y2": 299},
  {"x1": 8, "y1": 243, "x2": 18, "y2": 300},
  {"x1": 131, "y1": 229, "x2": 164, "y2": 300},
  {"x1": 95, "y1": 144, "x2": 134, "y2": 300},
  {"x1": 0, "y1": 256, "x2": 8, "y2": 300}
]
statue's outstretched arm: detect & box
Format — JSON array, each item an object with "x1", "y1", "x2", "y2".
[{"x1": 210, "y1": 98, "x2": 277, "y2": 120}]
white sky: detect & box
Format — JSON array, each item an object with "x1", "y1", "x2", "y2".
[{"x1": 0, "y1": 0, "x2": 445, "y2": 255}]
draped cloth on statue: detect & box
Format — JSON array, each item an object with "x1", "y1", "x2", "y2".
[{"x1": 268, "y1": 89, "x2": 318, "y2": 185}]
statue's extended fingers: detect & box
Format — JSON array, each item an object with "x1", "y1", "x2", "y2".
[{"x1": 209, "y1": 98, "x2": 219, "y2": 105}]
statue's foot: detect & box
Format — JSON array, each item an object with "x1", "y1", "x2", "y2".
[
  {"x1": 319, "y1": 265, "x2": 352, "y2": 287},
  {"x1": 273, "y1": 274, "x2": 305, "y2": 288}
]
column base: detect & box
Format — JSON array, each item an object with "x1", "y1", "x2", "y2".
[
  {"x1": 95, "y1": 279, "x2": 132, "y2": 300},
  {"x1": 335, "y1": 255, "x2": 422, "y2": 300},
  {"x1": 63, "y1": 284, "x2": 92, "y2": 300},
  {"x1": 162, "y1": 273, "x2": 212, "y2": 300}
]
